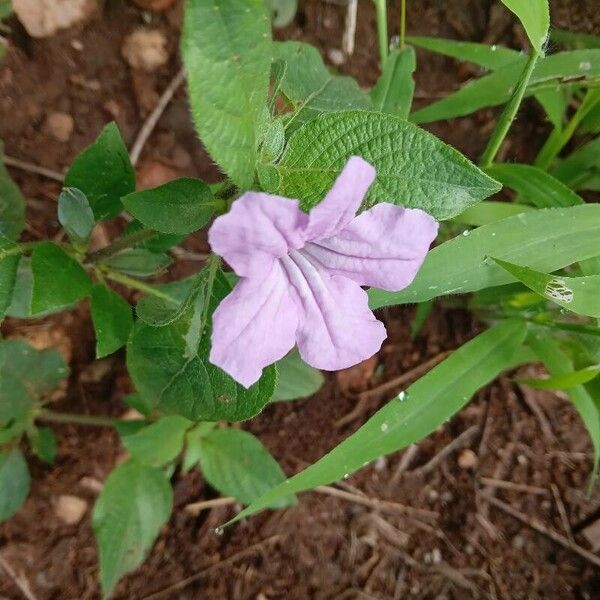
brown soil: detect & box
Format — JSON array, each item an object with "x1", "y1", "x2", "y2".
[{"x1": 1, "y1": 1, "x2": 600, "y2": 599}]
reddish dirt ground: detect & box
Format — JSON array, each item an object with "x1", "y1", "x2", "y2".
[{"x1": 1, "y1": 1, "x2": 599, "y2": 599}]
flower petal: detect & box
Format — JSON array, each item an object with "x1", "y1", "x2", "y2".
[
  {"x1": 209, "y1": 263, "x2": 298, "y2": 387},
  {"x1": 208, "y1": 192, "x2": 308, "y2": 278},
  {"x1": 302, "y1": 204, "x2": 438, "y2": 291},
  {"x1": 304, "y1": 156, "x2": 376, "y2": 241},
  {"x1": 281, "y1": 250, "x2": 386, "y2": 371}
]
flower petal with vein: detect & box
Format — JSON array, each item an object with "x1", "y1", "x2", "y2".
[{"x1": 208, "y1": 157, "x2": 439, "y2": 387}]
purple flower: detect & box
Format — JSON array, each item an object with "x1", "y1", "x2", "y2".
[{"x1": 208, "y1": 157, "x2": 438, "y2": 387}]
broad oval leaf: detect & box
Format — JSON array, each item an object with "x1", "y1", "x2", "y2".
[
  {"x1": 0, "y1": 449, "x2": 30, "y2": 522},
  {"x1": 90, "y1": 284, "x2": 134, "y2": 358},
  {"x1": 227, "y1": 319, "x2": 527, "y2": 523},
  {"x1": 121, "y1": 416, "x2": 191, "y2": 467},
  {"x1": 500, "y1": 0, "x2": 550, "y2": 53},
  {"x1": 272, "y1": 350, "x2": 324, "y2": 402},
  {"x1": 30, "y1": 242, "x2": 92, "y2": 314},
  {"x1": 127, "y1": 272, "x2": 277, "y2": 421},
  {"x1": 275, "y1": 111, "x2": 500, "y2": 220},
  {"x1": 198, "y1": 428, "x2": 294, "y2": 507},
  {"x1": 58, "y1": 188, "x2": 95, "y2": 248},
  {"x1": 92, "y1": 460, "x2": 172, "y2": 598},
  {"x1": 182, "y1": 0, "x2": 272, "y2": 189},
  {"x1": 0, "y1": 239, "x2": 19, "y2": 320},
  {"x1": 0, "y1": 146, "x2": 25, "y2": 241},
  {"x1": 122, "y1": 178, "x2": 214, "y2": 235},
  {"x1": 369, "y1": 205, "x2": 600, "y2": 309},
  {"x1": 65, "y1": 122, "x2": 135, "y2": 221}
]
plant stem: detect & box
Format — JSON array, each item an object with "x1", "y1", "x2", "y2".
[
  {"x1": 480, "y1": 51, "x2": 539, "y2": 169},
  {"x1": 87, "y1": 228, "x2": 158, "y2": 263},
  {"x1": 0, "y1": 241, "x2": 38, "y2": 260},
  {"x1": 373, "y1": 0, "x2": 388, "y2": 66},
  {"x1": 103, "y1": 269, "x2": 176, "y2": 302},
  {"x1": 37, "y1": 410, "x2": 120, "y2": 428},
  {"x1": 199, "y1": 253, "x2": 220, "y2": 335},
  {"x1": 535, "y1": 88, "x2": 600, "y2": 170},
  {"x1": 400, "y1": 0, "x2": 407, "y2": 48}
]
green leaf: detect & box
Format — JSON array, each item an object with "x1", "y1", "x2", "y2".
[
  {"x1": 182, "y1": 422, "x2": 217, "y2": 471},
  {"x1": 124, "y1": 393, "x2": 154, "y2": 417},
  {"x1": 58, "y1": 188, "x2": 95, "y2": 248},
  {"x1": 272, "y1": 350, "x2": 324, "y2": 402},
  {"x1": 518, "y1": 364, "x2": 600, "y2": 390},
  {"x1": 407, "y1": 36, "x2": 520, "y2": 70},
  {"x1": 552, "y1": 137, "x2": 600, "y2": 189},
  {"x1": 0, "y1": 146, "x2": 26, "y2": 240},
  {"x1": 30, "y1": 242, "x2": 92, "y2": 313},
  {"x1": 486, "y1": 163, "x2": 584, "y2": 208},
  {"x1": 199, "y1": 428, "x2": 294, "y2": 507},
  {"x1": 135, "y1": 276, "x2": 200, "y2": 327},
  {"x1": 412, "y1": 50, "x2": 600, "y2": 124},
  {"x1": 182, "y1": 0, "x2": 272, "y2": 189},
  {"x1": 123, "y1": 220, "x2": 185, "y2": 253},
  {"x1": 102, "y1": 249, "x2": 171, "y2": 278},
  {"x1": 0, "y1": 449, "x2": 30, "y2": 522},
  {"x1": 453, "y1": 201, "x2": 533, "y2": 226},
  {"x1": 65, "y1": 123, "x2": 135, "y2": 221},
  {"x1": 551, "y1": 29, "x2": 600, "y2": 50},
  {"x1": 500, "y1": 0, "x2": 549, "y2": 53},
  {"x1": 93, "y1": 460, "x2": 172, "y2": 598},
  {"x1": 229, "y1": 319, "x2": 527, "y2": 523},
  {"x1": 121, "y1": 416, "x2": 190, "y2": 467},
  {"x1": 265, "y1": 0, "x2": 296, "y2": 27},
  {"x1": 122, "y1": 178, "x2": 214, "y2": 235},
  {"x1": 28, "y1": 426, "x2": 58, "y2": 464},
  {"x1": 0, "y1": 238, "x2": 19, "y2": 320},
  {"x1": 276, "y1": 111, "x2": 500, "y2": 220},
  {"x1": 371, "y1": 47, "x2": 416, "y2": 118},
  {"x1": 369, "y1": 205, "x2": 600, "y2": 309},
  {"x1": 274, "y1": 42, "x2": 371, "y2": 130},
  {"x1": 492, "y1": 257, "x2": 600, "y2": 318},
  {"x1": 90, "y1": 285, "x2": 133, "y2": 358},
  {"x1": 127, "y1": 272, "x2": 277, "y2": 421},
  {"x1": 528, "y1": 332, "x2": 600, "y2": 476}
]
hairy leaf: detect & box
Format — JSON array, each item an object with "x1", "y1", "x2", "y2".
[
  {"x1": 0, "y1": 145, "x2": 25, "y2": 241},
  {"x1": 0, "y1": 449, "x2": 30, "y2": 522},
  {"x1": 90, "y1": 285, "x2": 134, "y2": 358},
  {"x1": 198, "y1": 428, "x2": 294, "y2": 506},
  {"x1": 276, "y1": 111, "x2": 500, "y2": 220},
  {"x1": 93, "y1": 460, "x2": 172, "y2": 598},
  {"x1": 122, "y1": 178, "x2": 214, "y2": 235},
  {"x1": 65, "y1": 123, "x2": 135, "y2": 220},
  {"x1": 58, "y1": 188, "x2": 95, "y2": 248},
  {"x1": 182, "y1": 0, "x2": 272, "y2": 188}
]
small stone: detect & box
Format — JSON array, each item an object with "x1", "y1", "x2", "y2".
[
  {"x1": 13, "y1": 0, "x2": 98, "y2": 38},
  {"x1": 44, "y1": 112, "x2": 74, "y2": 142},
  {"x1": 336, "y1": 355, "x2": 378, "y2": 393},
  {"x1": 54, "y1": 495, "x2": 87, "y2": 525},
  {"x1": 136, "y1": 159, "x2": 179, "y2": 190},
  {"x1": 327, "y1": 48, "x2": 346, "y2": 66},
  {"x1": 79, "y1": 477, "x2": 103, "y2": 494},
  {"x1": 457, "y1": 448, "x2": 478, "y2": 469},
  {"x1": 374, "y1": 456, "x2": 387, "y2": 472},
  {"x1": 512, "y1": 535, "x2": 525, "y2": 550},
  {"x1": 71, "y1": 39, "x2": 84, "y2": 51},
  {"x1": 122, "y1": 29, "x2": 169, "y2": 73},
  {"x1": 427, "y1": 489, "x2": 439, "y2": 502},
  {"x1": 430, "y1": 547, "x2": 442, "y2": 564}
]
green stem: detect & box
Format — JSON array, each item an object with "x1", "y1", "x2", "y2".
[
  {"x1": 373, "y1": 0, "x2": 388, "y2": 66},
  {"x1": 87, "y1": 228, "x2": 158, "y2": 263},
  {"x1": 400, "y1": 0, "x2": 407, "y2": 48},
  {"x1": 535, "y1": 88, "x2": 600, "y2": 170},
  {"x1": 199, "y1": 254, "x2": 220, "y2": 335},
  {"x1": 0, "y1": 241, "x2": 38, "y2": 260},
  {"x1": 37, "y1": 410, "x2": 120, "y2": 428},
  {"x1": 103, "y1": 269, "x2": 176, "y2": 302},
  {"x1": 480, "y1": 51, "x2": 539, "y2": 169}
]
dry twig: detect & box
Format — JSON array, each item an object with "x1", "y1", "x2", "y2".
[
  {"x1": 3, "y1": 155, "x2": 64, "y2": 182},
  {"x1": 130, "y1": 68, "x2": 186, "y2": 166},
  {"x1": 142, "y1": 535, "x2": 284, "y2": 600},
  {"x1": 481, "y1": 494, "x2": 600, "y2": 568},
  {"x1": 479, "y1": 477, "x2": 548, "y2": 496},
  {"x1": 185, "y1": 496, "x2": 236, "y2": 515},
  {"x1": 0, "y1": 555, "x2": 38, "y2": 600}
]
